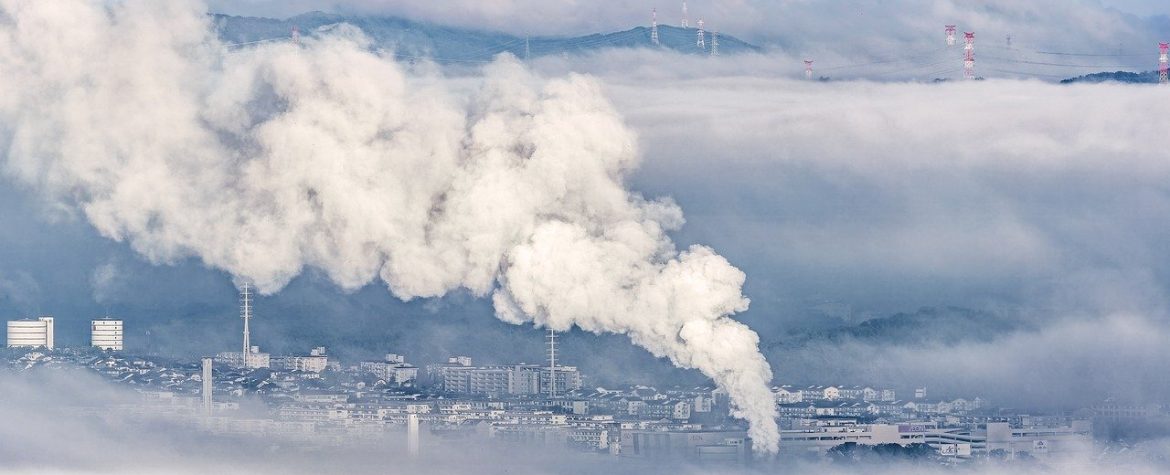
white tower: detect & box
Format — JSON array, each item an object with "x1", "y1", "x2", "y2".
[
  {"x1": 240, "y1": 283, "x2": 252, "y2": 368},
  {"x1": 696, "y1": 19, "x2": 705, "y2": 49},
  {"x1": 711, "y1": 30, "x2": 719, "y2": 56},
  {"x1": 650, "y1": 8, "x2": 659, "y2": 45},
  {"x1": 201, "y1": 357, "x2": 213, "y2": 416},
  {"x1": 681, "y1": 2, "x2": 689, "y2": 28}
]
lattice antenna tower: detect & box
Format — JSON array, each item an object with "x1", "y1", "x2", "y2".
[
  {"x1": 651, "y1": 8, "x2": 660, "y2": 45},
  {"x1": 696, "y1": 19, "x2": 705, "y2": 49},
  {"x1": 240, "y1": 283, "x2": 252, "y2": 368},
  {"x1": 804, "y1": 60, "x2": 814, "y2": 80},
  {"x1": 291, "y1": 26, "x2": 300, "y2": 45},
  {"x1": 945, "y1": 25, "x2": 956, "y2": 46},
  {"x1": 964, "y1": 32, "x2": 976, "y2": 80},
  {"x1": 1160, "y1": 43, "x2": 1168, "y2": 84},
  {"x1": 682, "y1": 2, "x2": 689, "y2": 28},
  {"x1": 547, "y1": 328, "x2": 557, "y2": 398},
  {"x1": 711, "y1": 30, "x2": 719, "y2": 56},
  {"x1": 525, "y1": 35, "x2": 531, "y2": 62}
]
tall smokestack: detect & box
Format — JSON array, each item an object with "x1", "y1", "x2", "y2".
[
  {"x1": 240, "y1": 283, "x2": 251, "y2": 368},
  {"x1": 201, "y1": 357, "x2": 213, "y2": 416},
  {"x1": 407, "y1": 413, "x2": 420, "y2": 456}
]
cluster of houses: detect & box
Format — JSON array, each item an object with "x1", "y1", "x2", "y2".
[{"x1": 773, "y1": 384, "x2": 986, "y2": 420}]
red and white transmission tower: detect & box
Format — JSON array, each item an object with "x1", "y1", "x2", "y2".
[
  {"x1": 945, "y1": 25, "x2": 956, "y2": 46},
  {"x1": 964, "y1": 32, "x2": 976, "y2": 80},
  {"x1": 291, "y1": 26, "x2": 300, "y2": 45},
  {"x1": 682, "y1": 2, "x2": 689, "y2": 28},
  {"x1": 804, "y1": 60, "x2": 814, "y2": 80},
  {"x1": 1160, "y1": 42, "x2": 1169, "y2": 84},
  {"x1": 696, "y1": 19, "x2": 705, "y2": 49},
  {"x1": 650, "y1": 8, "x2": 660, "y2": 45}
]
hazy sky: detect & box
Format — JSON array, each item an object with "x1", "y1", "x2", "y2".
[
  {"x1": 3, "y1": 0, "x2": 1170, "y2": 411},
  {"x1": 204, "y1": 0, "x2": 1170, "y2": 41}
]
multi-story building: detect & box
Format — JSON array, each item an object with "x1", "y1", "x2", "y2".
[
  {"x1": 431, "y1": 359, "x2": 580, "y2": 396},
  {"x1": 358, "y1": 353, "x2": 418, "y2": 383},
  {"x1": 216, "y1": 346, "x2": 270, "y2": 369},
  {"x1": 91, "y1": 317, "x2": 123, "y2": 351},
  {"x1": 540, "y1": 366, "x2": 583, "y2": 395},
  {"x1": 7, "y1": 316, "x2": 54, "y2": 349},
  {"x1": 274, "y1": 347, "x2": 329, "y2": 373}
]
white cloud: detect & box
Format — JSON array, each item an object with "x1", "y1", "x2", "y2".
[{"x1": 0, "y1": 0, "x2": 779, "y2": 451}]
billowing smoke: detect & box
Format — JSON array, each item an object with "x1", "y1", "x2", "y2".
[{"x1": 0, "y1": 0, "x2": 779, "y2": 451}]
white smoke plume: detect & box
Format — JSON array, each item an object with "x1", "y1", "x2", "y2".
[{"x1": 0, "y1": 0, "x2": 779, "y2": 451}]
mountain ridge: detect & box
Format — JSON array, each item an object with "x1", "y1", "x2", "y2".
[{"x1": 212, "y1": 11, "x2": 762, "y2": 63}]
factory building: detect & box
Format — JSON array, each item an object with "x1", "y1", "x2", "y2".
[
  {"x1": 91, "y1": 317, "x2": 123, "y2": 351},
  {"x1": 619, "y1": 429, "x2": 752, "y2": 465},
  {"x1": 777, "y1": 421, "x2": 1092, "y2": 459},
  {"x1": 7, "y1": 316, "x2": 54, "y2": 349}
]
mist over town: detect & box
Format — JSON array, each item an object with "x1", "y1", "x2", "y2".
[{"x1": 2, "y1": 1, "x2": 1170, "y2": 473}]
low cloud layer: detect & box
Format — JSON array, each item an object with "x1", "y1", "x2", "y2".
[
  {"x1": 1, "y1": 0, "x2": 1168, "y2": 428},
  {"x1": 558, "y1": 54, "x2": 1170, "y2": 404}
]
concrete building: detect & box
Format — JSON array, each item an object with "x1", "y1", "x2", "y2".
[
  {"x1": 540, "y1": 366, "x2": 583, "y2": 395},
  {"x1": 432, "y1": 362, "x2": 581, "y2": 396},
  {"x1": 274, "y1": 347, "x2": 329, "y2": 373},
  {"x1": 7, "y1": 316, "x2": 54, "y2": 349},
  {"x1": 359, "y1": 353, "x2": 418, "y2": 383},
  {"x1": 216, "y1": 346, "x2": 270, "y2": 369},
  {"x1": 91, "y1": 317, "x2": 123, "y2": 351}
]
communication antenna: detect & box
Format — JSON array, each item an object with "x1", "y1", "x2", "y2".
[
  {"x1": 524, "y1": 35, "x2": 530, "y2": 62},
  {"x1": 696, "y1": 19, "x2": 705, "y2": 49},
  {"x1": 650, "y1": 8, "x2": 660, "y2": 45},
  {"x1": 682, "y1": 2, "x2": 689, "y2": 28},
  {"x1": 240, "y1": 283, "x2": 252, "y2": 368},
  {"x1": 964, "y1": 32, "x2": 976, "y2": 80},
  {"x1": 1160, "y1": 43, "x2": 1168, "y2": 84},
  {"x1": 547, "y1": 328, "x2": 557, "y2": 398},
  {"x1": 1006, "y1": 34, "x2": 1012, "y2": 49},
  {"x1": 711, "y1": 30, "x2": 719, "y2": 56},
  {"x1": 804, "y1": 59, "x2": 814, "y2": 80},
  {"x1": 945, "y1": 25, "x2": 956, "y2": 46},
  {"x1": 291, "y1": 26, "x2": 300, "y2": 45}
]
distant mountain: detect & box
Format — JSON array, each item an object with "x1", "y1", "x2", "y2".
[
  {"x1": 765, "y1": 306, "x2": 1025, "y2": 351},
  {"x1": 212, "y1": 12, "x2": 761, "y2": 63},
  {"x1": 1060, "y1": 70, "x2": 1160, "y2": 84}
]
